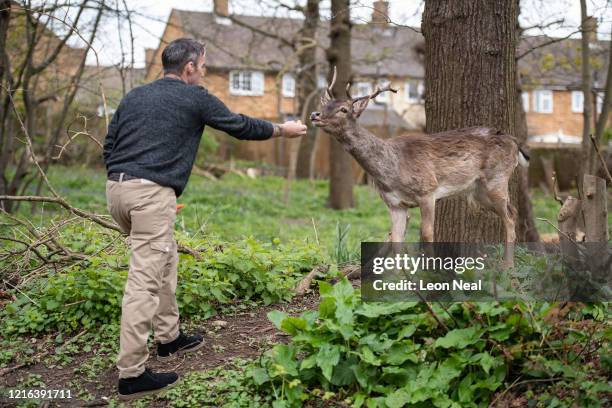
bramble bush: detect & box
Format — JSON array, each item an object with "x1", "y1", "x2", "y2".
[
  {"x1": 0, "y1": 235, "x2": 323, "y2": 336},
  {"x1": 243, "y1": 279, "x2": 611, "y2": 408}
]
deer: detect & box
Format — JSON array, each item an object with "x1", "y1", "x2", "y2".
[{"x1": 310, "y1": 68, "x2": 529, "y2": 270}]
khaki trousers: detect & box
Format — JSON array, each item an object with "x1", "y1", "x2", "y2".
[{"x1": 106, "y1": 177, "x2": 180, "y2": 379}]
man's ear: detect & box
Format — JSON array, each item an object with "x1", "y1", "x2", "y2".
[
  {"x1": 185, "y1": 61, "x2": 194, "y2": 75},
  {"x1": 352, "y1": 97, "x2": 370, "y2": 118}
]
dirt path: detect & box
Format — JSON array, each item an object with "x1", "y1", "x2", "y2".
[{"x1": 0, "y1": 293, "x2": 320, "y2": 407}]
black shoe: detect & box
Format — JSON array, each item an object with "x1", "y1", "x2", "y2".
[
  {"x1": 118, "y1": 368, "x2": 178, "y2": 400},
  {"x1": 157, "y1": 331, "x2": 204, "y2": 361}
]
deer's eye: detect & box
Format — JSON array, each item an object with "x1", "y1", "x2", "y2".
[{"x1": 340, "y1": 107, "x2": 348, "y2": 113}]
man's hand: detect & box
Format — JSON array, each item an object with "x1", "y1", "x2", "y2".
[{"x1": 273, "y1": 120, "x2": 307, "y2": 138}]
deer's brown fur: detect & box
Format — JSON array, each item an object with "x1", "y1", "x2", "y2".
[{"x1": 311, "y1": 70, "x2": 527, "y2": 268}]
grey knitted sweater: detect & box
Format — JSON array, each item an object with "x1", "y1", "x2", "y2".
[{"x1": 103, "y1": 77, "x2": 273, "y2": 196}]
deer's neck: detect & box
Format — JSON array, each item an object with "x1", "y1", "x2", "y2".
[{"x1": 338, "y1": 123, "x2": 393, "y2": 180}]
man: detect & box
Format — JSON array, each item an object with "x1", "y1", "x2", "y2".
[{"x1": 103, "y1": 38, "x2": 306, "y2": 400}]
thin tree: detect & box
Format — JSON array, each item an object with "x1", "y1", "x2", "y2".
[
  {"x1": 295, "y1": 0, "x2": 320, "y2": 179},
  {"x1": 579, "y1": 0, "x2": 595, "y2": 185},
  {"x1": 423, "y1": 0, "x2": 519, "y2": 242},
  {"x1": 327, "y1": 0, "x2": 354, "y2": 209},
  {"x1": 0, "y1": 1, "x2": 109, "y2": 212}
]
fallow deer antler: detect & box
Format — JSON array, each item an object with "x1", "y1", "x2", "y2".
[
  {"x1": 352, "y1": 84, "x2": 398, "y2": 103},
  {"x1": 326, "y1": 66, "x2": 337, "y2": 99}
]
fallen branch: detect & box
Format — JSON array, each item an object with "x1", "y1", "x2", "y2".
[
  {"x1": 295, "y1": 265, "x2": 329, "y2": 295},
  {"x1": 0, "y1": 195, "x2": 211, "y2": 259}
]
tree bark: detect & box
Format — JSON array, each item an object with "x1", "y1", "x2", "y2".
[
  {"x1": 423, "y1": 0, "x2": 519, "y2": 243},
  {"x1": 295, "y1": 0, "x2": 320, "y2": 179},
  {"x1": 582, "y1": 174, "x2": 608, "y2": 242},
  {"x1": 593, "y1": 29, "x2": 612, "y2": 178},
  {"x1": 326, "y1": 0, "x2": 354, "y2": 209},
  {"x1": 579, "y1": 0, "x2": 595, "y2": 186},
  {"x1": 515, "y1": 71, "x2": 541, "y2": 243}
]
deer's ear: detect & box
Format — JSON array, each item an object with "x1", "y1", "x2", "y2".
[{"x1": 352, "y1": 97, "x2": 370, "y2": 118}]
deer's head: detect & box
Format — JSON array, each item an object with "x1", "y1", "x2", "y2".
[{"x1": 310, "y1": 67, "x2": 397, "y2": 135}]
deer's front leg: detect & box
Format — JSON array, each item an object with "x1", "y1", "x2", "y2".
[
  {"x1": 388, "y1": 207, "x2": 408, "y2": 242},
  {"x1": 418, "y1": 196, "x2": 436, "y2": 243}
]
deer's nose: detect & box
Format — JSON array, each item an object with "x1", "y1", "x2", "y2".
[{"x1": 310, "y1": 112, "x2": 320, "y2": 121}]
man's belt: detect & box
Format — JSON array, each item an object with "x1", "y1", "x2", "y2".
[{"x1": 108, "y1": 172, "x2": 140, "y2": 182}]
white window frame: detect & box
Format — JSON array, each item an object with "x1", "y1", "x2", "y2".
[
  {"x1": 521, "y1": 91, "x2": 530, "y2": 112},
  {"x1": 596, "y1": 92, "x2": 604, "y2": 114},
  {"x1": 571, "y1": 91, "x2": 583, "y2": 113},
  {"x1": 533, "y1": 90, "x2": 553, "y2": 114},
  {"x1": 229, "y1": 70, "x2": 264, "y2": 96},
  {"x1": 354, "y1": 82, "x2": 373, "y2": 98},
  {"x1": 281, "y1": 73, "x2": 295, "y2": 97},
  {"x1": 405, "y1": 79, "x2": 424, "y2": 103}
]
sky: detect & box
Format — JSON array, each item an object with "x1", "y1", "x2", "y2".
[{"x1": 81, "y1": 0, "x2": 612, "y2": 67}]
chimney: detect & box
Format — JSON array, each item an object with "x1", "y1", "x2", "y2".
[
  {"x1": 144, "y1": 48, "x2": 156, "y2": 68},
  {"x1": 371, "y1": 1, "x2": 389, "y2": 26},
  {"x1": 214, "y1": 0, "x2": 229, "y2": 17},
  {"x1": 583, "y1": 16, "x2": 598, "y2": 44}
]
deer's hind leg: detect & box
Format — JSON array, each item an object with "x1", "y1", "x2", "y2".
[
  {"x1": 388, "y1": 207, "x2": 409, "y2": 242},
  {"x1": 417, "y1": 195, "x2": 436, "y2": 243},
  {"x1": 478, "y1": 179, "x2": 516, "y2": 269}
]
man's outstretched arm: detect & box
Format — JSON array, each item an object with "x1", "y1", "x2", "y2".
[{"x1": 199, "y1": 89, "x2": 306, "y2": 139}]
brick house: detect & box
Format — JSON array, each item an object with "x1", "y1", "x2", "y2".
[
  {"x1": 144, "y1": 0, "x2": 609, "y2": 178},
  {"x1": 519, "y1": 25, "x2": 610, "y2": 146}
]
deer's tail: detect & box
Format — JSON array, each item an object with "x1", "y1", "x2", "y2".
[{"x1": 518, "y1": 147, "x2": 530, "y2": 168}]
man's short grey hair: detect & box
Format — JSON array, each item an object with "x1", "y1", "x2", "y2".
[{"x1": 161, "y1": 38, "x2": 207, "y2": 75}]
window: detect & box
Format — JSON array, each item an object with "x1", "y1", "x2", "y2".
[
  {"x1": 522, "y1": 91, "x2": 529, "y2": 112},
  {"x1": 571, "y1": 91, "x2": 583, "y2": 113},
  {"x1": 281, "y1": 73, "x2": 295, "y2": 97},
  {"x1": 596, "y1": 92, "x2": 604, "y2": 114},
  {"x1": 354, "y1": 82, "x2": 373, "y2": 98},
  {"x1": 405, "y1": 79, "x2": 424, "y2": 103},
  {"x1": 533, "y1": 90, "x2": 553, "y2": 113},
  {"x1": 317, "y1": 74, "x2": 327, "y2": 89},
  {"x1": 229, "y1": 70, "x2": 264, "y2": 96},
  {"x1": 374, "y1": 80, "x2": 392, "y2": 103}
]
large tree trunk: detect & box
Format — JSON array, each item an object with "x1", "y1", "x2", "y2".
[
  {"x1": 326, "y1": 0, "x2": 354, "y2": 209},
  {"x1": 295, "y1": 0, "x2": 320, "y2": 179},
  {"x1": 423, "y1": 0, "x2": 519, "y2": 242}
]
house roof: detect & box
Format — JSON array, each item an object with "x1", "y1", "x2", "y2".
[
  {"x1": 518, "y1": 35, "x2": 610, "y2": 90},
  {"x1": 172, "y1": 9, "x2": 424, "y2": 79},
  {"x1": 160, "y1": 9, "x2": 609, "y2": 91}
]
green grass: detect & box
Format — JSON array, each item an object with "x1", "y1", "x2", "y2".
[
  {"x1": 16, "y1": 165, "x2": 584, "y2": 259},
  {"x1": 23, "y1": 165, "x2": 419, "y2": 262}
]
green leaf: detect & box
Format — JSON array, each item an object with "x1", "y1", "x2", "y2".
[
  {"x1": 435, "y1": 326, "x2": 482, "y2": 349},
  {"x1": 356, "y1": 302, "x2": 418, "y2": 318},
  {"x1": 330, "y1": 359, "x2": 355, "y2": 386},
  {"x1": 471, "y1": 352, "x2": 496, "y2": 375},
  {"x1": 316, "y1": 344, "x2": 341, "y2": 381},
  {"x1": 249, "y1": 367, "x2": 270, "y2": 385},
  {"x1": 384, "y1": 343, "x2": 419, "y2": 365},
  {"x1": 280, "y1": 317, "x2": 307, "y2": 335},
  {"x1": 271, "y1": 344, "x2": 298, "y2": 376},
  {"x1": 267, "y1": 310, "x2": 287, "y2": 330},
  {"x1": 319, "y1": 297, "x2": 336, "y2": 318},
  {"x1": 46, "y1": 300, "x2": 59, "y2": 310},
  {"x1": 359, "y1": 346, "x2": 381, "y2": 366},
  {"x1": 386, "y1": 388, "x2": 411, "y2": 408}
]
